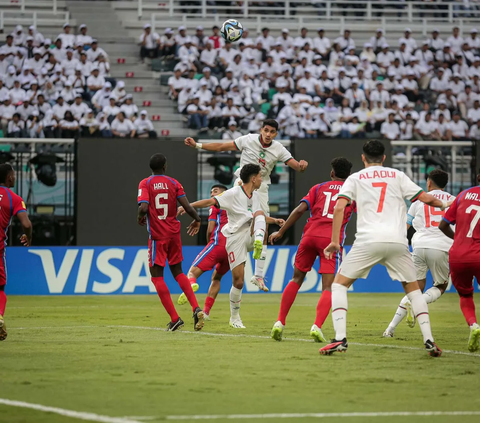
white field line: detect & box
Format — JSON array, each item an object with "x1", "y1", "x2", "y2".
[
  {"x1": 164, "y1": 411, "x2": 480, "y2": 420},
  {"x1": 9, "y1": 324, "x2": 480, "y2": 358},
  {"x1": 0, "y1": 398, "x2": 143, "y2": 423}
]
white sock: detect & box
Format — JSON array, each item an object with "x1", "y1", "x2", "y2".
[
  {"x1": 253, "y1": 214, "x2": 266, "y2": 243},
  {"x1": 407, "y1": 289, "x2": 434, "y2": 343},
  {"x1": 423, "y1": 287, "x2": 442, "y2": 304},
  {"x1": 388, "y1": 295, "x2": 409, "y2": 331},
  {"x1": 331, "y1": 283, "x2": 348, "y2": 340},
  {"x1": 229, "y1": 286, "x2": 242, "y2": 320},
  {"x1": 254, "y1": 245, "x2": 267, "y2": 277},
  {"x1": 471, "y1": 323, "x2": 480, "y2": 330}
]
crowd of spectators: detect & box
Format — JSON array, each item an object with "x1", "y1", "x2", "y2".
[
  {"x1": 149, "y1": 23, "x2": 480, "y2": 140},
  {"x1": 0, "y1": 23, "x2": 157, "y2": 139}
]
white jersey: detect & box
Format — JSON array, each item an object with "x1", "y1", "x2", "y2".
[
  {"x1": 214, "y1": 185, "x2": 261, "y2": 238},
  {"x1": 408, "y1": 189, "x2": 455, "y2": 252},
  {"x1": 339, "y1": 166, "x2": 423, "y2": 245},
  {"x1": 233, "y1": 134, "x2": 293, "y2": 185}
]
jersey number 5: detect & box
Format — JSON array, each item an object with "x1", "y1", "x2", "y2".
[
  {"x1": 155, "y1": 193, "x2": 168, "y2": 220},
  {"x1": 372, "y1": 182, "x2": 387, "y2": 213}
]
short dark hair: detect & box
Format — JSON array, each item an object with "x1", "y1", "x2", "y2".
[
  {"x1": 211, "y1": 184, "x2": 227, "y2": 192},
  {"x1": 331, "y1": 157, "x2": 353, "y2": 180},
  {"x1": 0, "y1": 164, "x2": 13, "y2": 184},
  {"x1": 262, "y1": 119, "x2": 278, "y2": 131},
  {"x1": 363, "y1": 140, "x2": 385, "y2": 163},
  {"x1": 149, "y1": 153, "x2": 167, "y2": 172},
  {"x1": 240, "y1": 164, "x2": 261, "y2": 184},
  {"x1": 428, "y1": 169, "x2": 448, "y2": 189}
]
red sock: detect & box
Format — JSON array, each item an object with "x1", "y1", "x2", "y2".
[
  {"x1": 151, "y1": 277, "x2": 179, "y2": 322},
  {"x1": 314, "y1": 290, "x2": 332, "y2": 328},
  {"x1": 188, "y1": 277, "x2": 197, "y2": 286},
  {"x1": 460, "y1": 296, "x2": 477, "y2": 326},
  {"x1": 204, "y1": 296, "x2": 215, "y2": 314},
  {"x1": 176, "y1": 273, "x2": 199, "y2": 311},
  {"x1": 0, "y1": 289, "x2": 6, "y2": 316},
  {"x1": 278, "y1": 281, "x2": 300, "y2": 325}
]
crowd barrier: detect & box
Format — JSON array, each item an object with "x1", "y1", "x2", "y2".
[{"x1": 7, "y1": 246, "x2": 478, "y2": 295}]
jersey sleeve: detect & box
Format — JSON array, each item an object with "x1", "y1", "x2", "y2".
[
  {"x1": 407, "y1": 202, "x2": 416, "y2": 225},
  {"x1": 279, "y1": 145, "x2": 293, "y2": 164},
  {"x1": 300, "y1": 185, "x2": 318, "y2": 210},
  {"x1": 400, "y1": 171, "x2": 423, "y2": 202},
  {"x1": 208, "y1": 205, "x2": 219, "y2": 222},
  {"x1": 233, "y1": 134, "x2": 247, "y2": 151},
  {"x1": 176, "y1": 181, "x2": 186, "y2": 198},
  {"x1": 214, "y1": 189, "x2": 234, "y2": 212},
  {"x1": 443, "y1": 196, "x2": 458, "y2": 225},
  {"x1": 137, "y1": 179, "x2": 149, "y2": 204},
  {"x1": 338, "y1": 176, "x2": 356, "y2": 203},
  {"x1": 12, "y1": 194, "x2": 27, "y2": 215}
]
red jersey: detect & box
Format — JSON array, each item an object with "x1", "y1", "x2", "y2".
[
  {"x1": 443, "y1": 186, "x2": 480, "y2": 262},
  {"x1": 300, "y1": 181, "x2": 355, "y2": 243},
  {"x1": 0, "y1": 186, "x2": 27, "y2": 250},
  {"x1": 208, "y1": 205, "x2": 227, "y2": 247},
  {"x1": 137, "y1": 175, "x2": 185, "y2": 239}
]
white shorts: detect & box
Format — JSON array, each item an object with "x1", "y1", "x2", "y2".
[
  {"x1": 226, "y1": 229, "x2": 254, "y2": 270},
  {"x1": 339, "y1": 242, "x2": 417, "y2": 283},
  {"x1": 235, "y1": 179, "x2": 270, "y2": 216},
  {"x1": 412, "y1": 248, "x2": 450, "y2": 286}
]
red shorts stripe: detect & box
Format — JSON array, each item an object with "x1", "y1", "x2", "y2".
[
  {"x1": 294, "y1": 236, "x2": 342, "y2": 274},
  {"x1": 148, "y1": 235, "x2": 183, "y2": 268},
  {"x1": 193, "y1": 243, "x2": 229, "y2": 276}
]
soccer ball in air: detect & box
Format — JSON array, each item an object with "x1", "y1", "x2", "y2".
[{"x1": 221, "y1": 19, "x2": 244, "y2": 43}]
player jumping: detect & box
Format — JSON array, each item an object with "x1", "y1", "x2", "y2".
[
  {"x1": 185, "y1": 119, "x2": 308, "y2": 292},
  {"x1": 187, "y1": 164, "x2": 284, "y2": 328},
  {"x1": 269, "y1": 157, "x2": 355, "y2": 342},
  {"x1": 323, "y1": 140, "x2": 449, "y2": 357},
  {"x1": 177, "y1": 184, "x2": 229, "y2": 319},
  {"x1": 137, "y1": 153, "x2": 205, "y2": 332},
  {"x1": 384, "y1": 169, "x2": 454, "y2": 337},
  {"x1": 439, "y1": 175, "x2": 480, "y2": 352},
  {"x1": 0, "y1": 164, "x2": 33, "y2": 341}
]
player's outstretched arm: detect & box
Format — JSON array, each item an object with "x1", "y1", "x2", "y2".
[
  {"x1": 266, "y1": 216, "x2": 285, "y2": 227},
  {"x1": 184, "y1": 137, "x2": 237, "y2": 152},
  {"x1": 178, "y1": 196, "x2": 202, "y2": 236},
  {"x1": 17, "y1": 212, "x2": 33, "y2": 246},
  {"x1": 439, "y1": 219, "x2": 455, "y2": 240},
  {"x1": 286, "y1": 158, "x2": 309, "y2": 173},
  {"x1": 269, "y1": 202, "x2": 308, "y2": 244},
  {"x1": 418, "y1": 192, "x2": 451, "y2": 210},
  {"x1": 324, "y1": 198, "x2": 348, "y2": 259}
]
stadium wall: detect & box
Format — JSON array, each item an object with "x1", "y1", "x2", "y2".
[{"x1": 7, "y1": 246, "x2": 477, "y2": 295}]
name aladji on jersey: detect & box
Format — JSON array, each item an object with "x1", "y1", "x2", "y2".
[{"x1": 359, "y1": 170, "x2": 397, "y2": 180}]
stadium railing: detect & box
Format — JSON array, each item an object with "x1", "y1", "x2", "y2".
[
  {"x1": 0, "y1": 0, "x2": 63, "y2": 14},
  {"x1": 391, "y1": 140, "x2": 475, "y2": 195},
  {"x1": 0, "y1": 10, "x2": 70, "y2": 31}
]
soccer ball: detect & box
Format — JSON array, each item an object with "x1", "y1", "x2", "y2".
[{"x1": 221, "y1": 19, "x2": 243, "y2": 43}]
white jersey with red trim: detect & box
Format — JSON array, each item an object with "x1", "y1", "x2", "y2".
[
  {"x1": 233, "y1": 134, "x2": 293, "y2": 185},
  {"x1": 408, "y1": 189, "x2": 455, "y2": 252},
  {"x1": 214, "y1": 185, "x2": 262, "y2": 238},
  {"x1": 338, "y1": 166, "x2": 423, "y2": 245}
]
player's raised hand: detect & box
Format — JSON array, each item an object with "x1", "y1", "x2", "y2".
[
  {"x1": 187, "y1": 220, "x2": 200, "y2": 236},
  {"x1": 20, "y1": 234, "x2": 31, "y2": 247},
  {"x1": 184, "y1": 137, "x2": 196, "y2": 148},
  {"x1": 324, "y1": 242, "x2": 340, "y2": 260},
  {"x1": 177, "y1": 206, "x2": 186, "y2": 216},
  {"x1": 269, "y1": 231, "x2": 282, "y2": 245},
  {"x1": 299, "y1": 160, "x2": 308, "y2": 172}
]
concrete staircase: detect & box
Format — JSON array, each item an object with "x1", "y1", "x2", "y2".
[{"x1": 65, "y1": 0, "x2": 193, "y2": 137}]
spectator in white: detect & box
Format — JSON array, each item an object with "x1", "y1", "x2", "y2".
[
  {"x1": 381, "y1": 112, "x2": 400, "y2": 140},
  {"x1": 96, "y1": 54, "x2": 110, "y2": 77},
  {"x1": 377, "y1": 44, "x2": 395, "y2": 74},
  {"x1": 453, "y1": 54, "x2": 469, "y2": 79},
  {"x1": 435, "y1": 114, "x2": 450, "y2": 140},
  {"x1": 39, "y1": 109, "x2": 57, "y2": 137},
  {"x1": 471, "y1": 74, "x2": 480, "y2": 93},
  {"x1": 447, "y1": 26, "x2": 464, "y2": 54},
  {"x1": 0, "y1": 97, "x2": 15, "y2": 129},
  {"x1": 229, "y1": 54, "x2": 244, "y2": 80},
  {"x1": 59, "y1": 81, "x2": 76, "y2": 104},
  {"x1": 449, "y1": 73, "x2": 465, "y2": 96},
  {"x1": 414, "y1": 112, "x2": 439, "y2": 140},
  {"x1": 295, "y1": 28, "x2": 313, "y2": 50},
  {"x1": 436, "y1": 43, "x2": 455, "y2": 66},
  {"x1": 221, "y1": 97, "x2": 240, "y2": 127},
  {"x1": 239, "y1": 73, "x2": 254, "y2": 101},
  {"x1": 13, "y1": 49, "x2": 26, "y2": 71},
  {"x1": 293, "y1": 85, "x2": 313, "y2": 113},
  {"x1": 332, "y1": 68, "x2": 351, "y2": 103},
  {"x1": 399, "y1": 28, "x2": 417, "y2": 54},
  {"x1": 466, "y1": 28, "x2": 480, "y2": 51},
  {"x1": 345, "y1": 78, "x2": 366, "y2": 109},
  {"x1": 191, "y1": 26, "x2": 207, "y2": 51},
  {"x1": 103, "y1": 96, "x2": 121, "y2": 122},
  {"x1": 360, "y1": 43, "x2": 376, "y2": 63},
  {"x1": 0, "y1": 53, "x2": 9, "y2": 77},
  {"x1": 200, "y1": 41, "x2": 218, "y2": 71},
  {"x1": 468, "y1": 56, "x2": 480, "y2": 78},
  {"x1": 308, "y1": 55, "x2": 327, "y2": 79},
  {"x1": 239, "y1": 98, "x2": 255, "y2": 127},
  {"x1": 76, "y1": 24, "x2": 92, "y2": 47},
  {"x1": 429, "y1": 68, "x2": 448, "y2": 94},
  {"x1": 354, "y1": 100, "x2": 370, "y2": 123},
  {"x1": 272, "y1": 82, "x2": 292, "y2": 114},
  {"x1": 459, "y1": 43, "x2": 474, "y2": 65},
  {"x1": 28, "y1": 26, "x2": 45, "y2": 47},
  {"x1": 449, "y1": 113, "x2": 469, "y2": 141},
  {"x1": 175, "y1": 26, "x2": 189, "y2": 47},
  {"x1": 391, "y1": 85, "x2": 409, "y2": 109},
  {"x1": 134, "y1": 110, "x2": 156, "y2": 138},
  {"x1": 369, "y1": 29, "x2": 386, "y2": 52},
  {"x1": 222, "y1": 120, "x2": 243, "y2": 140},
  {"x1": 184, "y1": 69, "x2": 199, "y2": 92},
  {"x1": 247, "y1": 112, "x2": 265, "y2": 133},
  {"x1": 111, "y1": 80, "x2": 126, "y2": 102},
  {"x1": 13, "y1": 25, "x2": 26, "y2": 47},
  {"x1": 469, "y1": 119, "x2": 480, "y2": 140},
  {"x1": 25, "y1": 80, "x2": 39, "y2": 104},
  {"x1": 2, "y1": 35, "x2": 17, "y2": 62},
  {"x1": 346, "y1": 115, "x2": 366, "y2": 139},
  {"x1": 394, "y1": 42, "x2": 412, "y2": 66},
  {"x1": 218, "y1": 42, "x2": 238, "y2": 69},
  {"x1": 78, "y1": 52, "x2": 92, "y2": 78},
  {"x1": 0, "y1": 80, "x2": 7, "y2": 101},
  {"x1": 199, "y1": 67, "x2": 219, "y2": 91},
  {"x1": 415, "y1": 41, "x2": 434, "y2": 66},
  {"x1": 159, "y1": 28, "x2": 176, "y2": 57},
  {"x1": 187, "y1": 95, "x2": 209, "y2": 131},
  {"x1": 177, "y1": 86, "x2": 192, "y2": 113},
  {"x1": 9, "y1": 79, "x2": 25, "y2": 105},
  {"x1": 459, "y1": 86, "x2": 478, "y2": 120},
  {"x1": 16, "y1": 96, "x2": 36, "y2": 121},
  {"x1": 270, "y1": 43, "x2": 284, "y2": 64},
  {"x1": 87, "y1": 40, "x2": 107, "y2": 62},
  {"x1": 401, "y1": 70, "x2": 420, "y2": 102},
  {"x1": 220, "y1": 69, "x2": 238, "y2": 91},
  {"x1": 27, "y1": 49, "x2": 45, "y2": 76},
  {"x1": 139, "y1": 23, "x2": 160, "y2": 61},
  {"x1": 344, "y1": 46, "x2": 359, "y2": 66},
  {"x1": 388, "y1": 58, "x2": 405, "y2": 81},
  {"x1": 111, "y1": 111, "x2": 135, "y2": 137},
  {"x1": 297, "y1": 69, "x2": 318, "y2": 96},
  {"x1": 59, "y1": 110, "x2": 80, "y2": 137},
  {"x1": 57, "y1": 23, "x2": 75, "y2": 48},
  {"x1": 178, "y1": 38, "x2": 200, "y2": 71},
  {"x1": 70, "y1": 94, "x2": 89, "y2": 121},
  {"x1": 87, "y1": 66, "x2": 105, "y2": 93},
  {"x1": 338, "y1": 98, "x2": 353, "y2": 123},
  {"x1": 62, "y1": 49, "x2": 79, "y2": 77},
  {"x1": 299, "y1": 113, "x2": 317, "y2": 138},
  {"x1": 321, "y1": 98, "x2": 337, "y2": 122},
  {"x1": 51, "y1": 38, "x2": 66, "y2": 62},
  {"x1": 434, "y1": 100, "x2": 452, "y2": 122},
  {"x1": 7, "y1": 113, "x2": 25, "y2": 138},
  {"x1": 252, "y1": 70, "x2": 270, "y2": 103},
  {"x1": 20, "y1": 66, "x2": 35, "y2": 89},
  {"x1": 334, "y1": 29, "x2": 355, "y2": 51},
  {"x1": 92, "y1": 81, "x2": 113, "y2": 109},
  {"x1": 294, "y1": 57, "x2": 310, "y2": 80},
  {"x1": 400, "y1": 113, "x2": 415, "y2": 140},
  {"x1": 68, "y1": 66, "x2": 86, "y2": 95},
  {"x1": 206, "y1": 97, "x2": 223, "y2": 130},
  {"x1": 97, "y1": 112, "x2": 112, "y2": 137},
  {"x1": 167, "y1": 68, "x2": 186, "y2": 100},
  {"x1": 197, "y1": 80, "x2": 212, "y2": 106},
  {"x1": 36, "y1": 94, "x2": 51, "y2": 116},
  {"x1": 313, "y1": 28, "x2": 331, "y2": 57},
  {"x1": 52, "y1": 96, "x2": 70, "y2": 121},
  {"x1": 26, "y1": 110, "x2": 42, "y2": 138},
  {"x1": 80, "y1": 109, "x2": 100, "y2": 137},
  {"x1": 120, "y1": 94, "x2": 138, "y2": 120},
  {"x1": 276, "y1": 65, "x2": 294, "y2": 91},
  {"x1": 255, "y1": 28, "x2": 274, "y2": 51},
  {"x1": 428, "y1": 29, "x2": 444, "y2": 51},
  {"x1": 277, "y1": 29, "x2": 294, "y2": 52},
  {"x1": 240, "y1": 28, "x2": 254, "y2": 49}
]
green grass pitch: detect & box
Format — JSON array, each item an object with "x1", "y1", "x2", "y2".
[{"x1": 1, "y1": 293, "x2": 479, "y2": 423}]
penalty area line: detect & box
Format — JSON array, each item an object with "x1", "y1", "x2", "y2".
[
  {"x1": 165, "y1": 411, "x2": 480, "y2": 420},
  {"x1": 0, "y1": 398, "x2": 143, "y2": 423}
]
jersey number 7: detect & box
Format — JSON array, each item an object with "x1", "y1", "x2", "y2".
[{"x1": 372, "y1": 182, "x2": 387, "y2": 213}]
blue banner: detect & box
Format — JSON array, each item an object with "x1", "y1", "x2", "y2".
[{"x1": 5, "y1": 246, "x2": 478, "y2": 295}]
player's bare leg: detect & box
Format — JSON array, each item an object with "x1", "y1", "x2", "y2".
[
  {"x1": 0, "y1": 285, "x2": 7, "y2": 341},
  {"x1": 204, "y1": 270, "x2": 223, "y2": 319},
  {"x1": 178, "y1": 266, "x2": 203, "y2": 305},
  {"x1": 150, "y1": 265, "x2": 184, "y2": 331},
  {"x1": 250, "y1": 211, "x2": 269, "y2": 292},
  {"x1": 320, "y1": 274, "x2": 355, "y2": 355},
  {"x1": 230, "y1": 263, "x2": 246, "y2": 328},
  {"x1": 311, "y1": 274, "x2": 334, "y2": 343},
  {"x1": 170, "y1": 263, "x2": 204, "y2": 331},
  {"x1": 402, "y1": 281, "x2": 441, "y2": 357}
]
